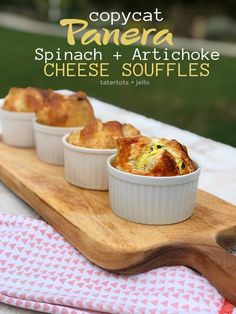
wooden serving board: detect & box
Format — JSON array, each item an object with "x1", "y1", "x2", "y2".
[{"x1": 0, "y1": 140, "x2": 236, "y2": 304}]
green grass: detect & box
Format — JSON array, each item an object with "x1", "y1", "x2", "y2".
[{"x1": 0, "y1": 26, "x2": 235, "y2": 146}]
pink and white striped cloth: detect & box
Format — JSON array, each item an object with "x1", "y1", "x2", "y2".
[{"x1": 0, "y1": 213, "x2": 234, "y2": 314}]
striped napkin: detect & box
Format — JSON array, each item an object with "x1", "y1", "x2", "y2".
[{"x1": 0, "y1": 213, "x2": 234, "y2": 314}]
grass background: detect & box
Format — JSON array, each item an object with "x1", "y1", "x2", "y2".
[{"x1": 0, "y1": 26, "x2": 235, "y2": 146}]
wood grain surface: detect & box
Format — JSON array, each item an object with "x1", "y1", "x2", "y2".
[{"x1": 0, "y1": 140, "x2": 236, "y2": 304}]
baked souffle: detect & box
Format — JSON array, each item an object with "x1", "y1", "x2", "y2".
[
  {"x1": 67, "y1": 120, "x2": 141, "y2": 149},
  {"x1": 36, "y1": 91, "x2": 95, "y2": 127},
  {"x1": 113, "y1": 136, "x2": 195, "y2": 176},
  {"x1": 3, "y1": 87, "x2": 50, "y2": 112}
]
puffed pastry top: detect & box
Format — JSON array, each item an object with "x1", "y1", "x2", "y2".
[
  {"x1": 67, "y1": 120, "x2": 141, "y2": 149},
  {"x1": 36, "y1": 91, "x2": 95, "y2": 127},
  {"x1": 113, "y1": 135, "x2": 196, "y2": 176},
  {"x1": 3, "y1": 87, "x2": 50, "y2": 112}
]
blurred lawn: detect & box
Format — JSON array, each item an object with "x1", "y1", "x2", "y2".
[{"x1": 0, "y1": 26, "x2": 235, "y2": 146}]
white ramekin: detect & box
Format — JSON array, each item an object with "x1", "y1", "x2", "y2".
[
  {"x1": 34, "y1": 121, "x2": 80, "y2": 166},
  {"x1": 63, "y1": 134, "x2": 116, "y2": 190},
  {"x1": 107, "y1": 155, "x2": 201, "y2": 225},
  {"x1": 0, "y1": 108, "x2": 35, "y2": 147}
]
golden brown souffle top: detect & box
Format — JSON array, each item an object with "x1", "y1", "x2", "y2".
[
  {"x1": 36, "y1": 91, "x2": 95, "y2": 127},
  {"x1": 67, "y1": 120, "x2": 141, "y2": 149},
  {"x1": 3, "y1": 87, "x2": 50, "y2": 113},
  {"x1": 113, "y1": 135, "x2": 196, "y2": 176}
]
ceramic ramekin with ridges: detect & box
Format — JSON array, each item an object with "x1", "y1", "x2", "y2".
[
  {"x1": 107, "y1": 155, "x2": 200, "y2": 225},
  {"x1": 63, "y1": 134, "x2": 116, "y2": 190},
  {"x1": 0, "y1": 108, "x2": 35, "y2": 148},
  {"x1": 34, "y1": 121, "x2": 80, "y2": 166}
]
